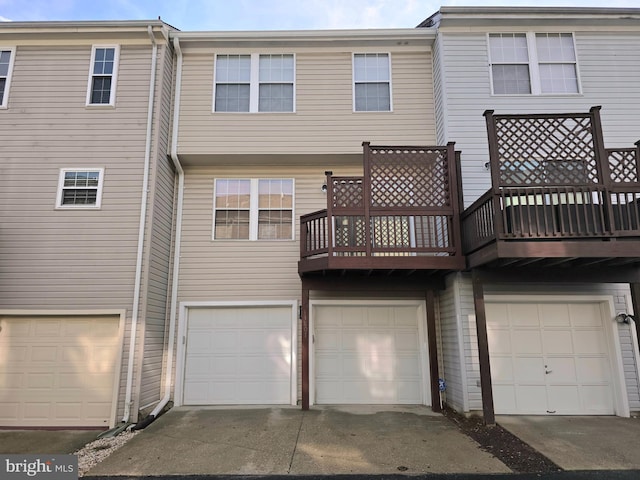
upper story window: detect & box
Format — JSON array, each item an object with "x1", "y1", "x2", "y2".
[
  {"x1": 86, "y1": 46, "x2": 119, "y2": 106},
  {"x1": 488, "y1": 33, "x2": 579, "y2": 95},
  {"x1": 214, "y1": 54, "x2": 295, "y2": 113},
  {"x1": 56, "y1": 168, "x2": 104, "y2": 209},
  {"x1": 353, "y1": 53, "x2": 392, "y2": 112},
  {"x1": 213, "y1": 178, "x2": 294, "y2": 240},
  {"x1": 0, "y1": 47, "x2": 16, "y2": 108}
]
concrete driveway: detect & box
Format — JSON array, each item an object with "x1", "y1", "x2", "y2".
[
  {"x1": 0, "y1": 429, "x2": 98, "y2": 454},
  {"x1": 498, "y1": 415, "x2": 640, "y2": 470},
  {"x1": 87, "y1": 406, "x2": 511, "y2": 476}
]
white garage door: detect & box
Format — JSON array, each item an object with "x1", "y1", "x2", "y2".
[
  {"x1": 183, "y1": 306, "x2": 293, "y2": 405},
  {"x1": 0, "y1": 315, "x2": 121, "y2": 427},
  {"x1": 487, "y1": 300, "x2": 615, "y2": 415},
  {"x1": 314, "y1": 303, "x2": 426, "y2": 404}
]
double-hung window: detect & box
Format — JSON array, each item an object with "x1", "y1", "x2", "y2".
[
  {"x1": 214, "y1": 54, "x2": 295, "y2": 112},
  {"x1": 214, "y1": 178, "x2": 294, "y2": 240},
  {"x1": 0, "y1": 47, "x2": 15, "y2": 108},
  {"x1": 87, "y1": 45, "x2": 119, "y2": 106},
  {"x1": 353, "y1": 53, "x2": 391, "y2": 111},
  {"x1": 56, "y1": 168, "x2": 104, "y2": 208},
  {"x1": 488, "y1": 33, "x2": 579, "y2": 95}
]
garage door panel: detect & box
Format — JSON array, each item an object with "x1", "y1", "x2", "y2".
[
  {"x1": 570, "y1": 304, "x2": 602, "y2": 326},
  {"x1": 490, "y1": 356, "x2": 514, "y2": 382},
  {"x1": 493, "y1": 385, "x2": 517, "y2": 412},
  {"x1": 368, "y1": 307, "x2": 392, "y2": 326},
  {"x1": 314, "y1": 304, "x2": 424, "y2": 405},
  {"x1": 183, "y1": 306, "x2": 293, "y2": 405},
  {"x1": 486, "y1": 303, "x2": 509, "y2": 326},
  {"x1": 315, "y1": 354, "x2": 340, "y2": 376},
  {"x1": 543, "y1": 330, "x2": 573, "y2": 354},
  {"x1": 396, "y1": 332, "x2": 419, "y2": 350},
  {"x1": 488, "y1": 300, "x2": 615, "y2": 416},
  {"x1": 514, "y1": 357, "x2": 546, "y2": 382},
  {"x1": 547, "y1": 358, "x2": 577, "y2": 382},
  {"x1": 510, "y1": 304, "x2": 541, "y2": 326},
  {"x1": 0, "y1": 315, "x2": 120, "y2": 427},
  {"x1": 573, "y1": 331, "x2": 607, "y2": 354},
  {"x1": 488, "y1": 329, "x2": 511, "y2": 354},
  {"x1": 581, "y1": 386, "x2": 614, "y2": 413},
  {"x1": 576, "y1": 357, "x2": 610, "y2": 382},
  {"x1": 517, "y1": 385, "x2": 547, "y2": 412},
  {"x1": 548, "y1": 385, "x2": 580, "y2": 413},
  {"x1": 343, "y1": 308, "x2": 366, "y2": 326},
  {"x1": 540, "y1": 304, "x2": 570, "y2": 326},
  {"x1": 512, "y1": 330, "x2": 543, "y2": 354}
]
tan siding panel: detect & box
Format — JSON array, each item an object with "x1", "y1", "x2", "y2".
[
  {"x1": 139, "y1": 45, "x2": 176, "y2": 410},
  {"x1": 0, "y1": 42, "x2": 161, "y2": 422},
  {"x1": 177, "y1": 50, "x2": 436, "y2": 155},
  {"x1": 177, "y1": 164, "x2": 361, "y2": 303}
]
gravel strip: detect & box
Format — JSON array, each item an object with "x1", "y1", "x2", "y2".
[{"x1": 74, "y1": 430, "x2": 139, "y2": 477}]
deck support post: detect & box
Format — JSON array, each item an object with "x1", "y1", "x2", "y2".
[
  {"x1": 301, "y1": 281, "x2": 310, "y2": 410},
  {"x1": 472, "y1": 271, "x2": 495, "y2": 425},
  {"x1": 425, "y1": 289, "x2": 441, "y2": 412}
]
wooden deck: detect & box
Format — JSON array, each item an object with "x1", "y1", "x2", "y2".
[
  {"x1": 299, "y1": 142, "x2": 465, "y2": 275},
  {"x1": 462, "y1": 107, "x2": 640, "y2": 269}
]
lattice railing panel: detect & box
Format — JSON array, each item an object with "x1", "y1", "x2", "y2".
[
  {"x1": 608, "y1": 148, "x2": 639, "y2": 183},
  {"x1": 368, "y1": 147, "x2": 450, "y2": 208},
  {"x1": 332, "y1": 178, "x2": 364, "y2": 209},
  {"x1": 493, "y1": 115, "x2": 599, "y2": 187}
]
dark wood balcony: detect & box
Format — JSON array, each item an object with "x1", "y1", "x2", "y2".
[
  {"x1": 299, "y1": 142, "x2": 465, "y2": 275},
  {"x1": 462, "y1": 106, "x2": 640, "y2": 269}
]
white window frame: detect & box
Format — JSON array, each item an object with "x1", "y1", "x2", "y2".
[
  {"x1": 212, "y1": 53, "x2": 296, "y2": 113},
  {"x1": 212, "y1": 178, "x2": 295, "y2": 241},
  {"x1": 488, "y1": 32, "x2": 581, "y2": 96},
  {"x1": 0, "y1": 46, "x2": 16, "y2": 109},
  {"x1": 56, "y1": 168, "x2": 105, "y2": 209},
  {"x1": 352, "y1": 52, "x2": 393, "y2": 112},
  {"x1": 86, "y1": 45, "x2": 120, "y2": 107}
]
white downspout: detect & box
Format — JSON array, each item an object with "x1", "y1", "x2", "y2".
[
  {"x1": 121, "y1": 25, "x2": 158, "y2": 423},
  {"x1": 150, "y1": 35, "x2": 184, "y2": 419}
]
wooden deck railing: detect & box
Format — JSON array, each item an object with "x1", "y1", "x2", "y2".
[
  {"x1": 300, "y1": 143, "x2": 464, "y2": 269},
  {"x1": 462, "y1": 108, "x2": 640, "y2": 255},
  {"x1": 462, "y1": 186, "x2": 640, "y2": 253}
]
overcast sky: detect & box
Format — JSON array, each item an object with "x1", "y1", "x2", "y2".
[{"x1": 0, "y1": 0, "x2": 638, "y2": 30}]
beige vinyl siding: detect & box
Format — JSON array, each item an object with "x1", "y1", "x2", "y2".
[
  {"x1": 177, "y1": 163, "x2": 361, "y2": 303},
  {"x1": 0, "y1": 42, "x2": 163, "y2": 422},
  {"x1": 177, "y1": 49, "x2": 436, "y2": 156},
  {"x1": 438, "y1": 31, "x2": 640, "y2": 208},
  {"x1": 138, "y1": 44, "x2": 177, "y2": 411},
  {"x1": 0, "y1": 44, "x2": 151, "y2": 307}
]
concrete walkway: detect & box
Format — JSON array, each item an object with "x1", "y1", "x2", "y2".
[
  {"x1": 87, "y1": 406, "x2": 511, "y2": 476},
  {"x1": 498, "y1": 415, "x2": 640, "y2": 470}
]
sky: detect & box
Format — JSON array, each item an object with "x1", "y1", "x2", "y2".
[{"x1": 0, "y1": 0, "x2": 638, "y2": 30}]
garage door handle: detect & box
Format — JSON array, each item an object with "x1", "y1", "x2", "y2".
[{"x1": 545, "y1": 369, "x2": 552, "y2": 374}]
